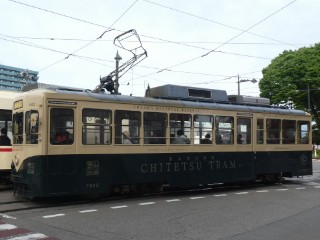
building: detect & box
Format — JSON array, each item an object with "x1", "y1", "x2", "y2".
[{"x1": 0, "y1": 64, "x2": 39, "y2": 91}]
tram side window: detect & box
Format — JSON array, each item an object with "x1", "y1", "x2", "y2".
[
  {"x1": 170, "y1": 113, "x2": 191, "y2": 144},
  {"x1": 257, "y1": 119, "x2": 264, "y2": 144},
  {"x1": 237, "y1": 118, "x2": 251, "y2": 144},
  {"x1": 194, "y1": 115, "x2": 213, "y2": 145},
  {"x1": 215, "y1": 116, "x2": 234, "y2": 144},
  {"x1": 298, "y1": 121, "x2": 310, "y2": 144},
  {"x1": 266, "y1": 119, "x2": 280, "y2": 144},
  {"x1": 282, "y1": 120, "x2": 296, "y2": 144},
  {"x1": 25, "y1": 111, "x2": 39, "y2": 144},
  {"x1": 0, "y1": 110, "x2": 13, "y2": 144},
  {"x1": 143, "y1": 112, "x2": 167, "y2": 144},
  {"x1": 13, "y1": 112, "x2": 23, "y2": 144},
  {"x1": 82, "y1": 108, "x2": 112, "y2": 145},
  {"x1": 115, "y1": 110, "x2": 141, "y2": 144},
  {"x1": 50, "y1": 108, "x2": 74, "y2": 145}
]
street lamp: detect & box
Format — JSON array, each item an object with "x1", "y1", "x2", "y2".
[{"x1": 237, "y1": 75, "x2": 257, "y2": 95}]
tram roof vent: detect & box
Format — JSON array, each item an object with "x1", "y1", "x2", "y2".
[
  {"x1": 228, "y1": 95, "x2": 270, "y2": 106},
  {"x1": 146, "y1": 84, "x2": 229, "y2": 103},
  {"x1": 21, "y1": 83, "x2": 85, "y2": 93}
]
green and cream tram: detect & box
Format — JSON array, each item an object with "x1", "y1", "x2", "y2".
[{"x1": 11, "y1": 83, "x2": 312, "y2": 198}]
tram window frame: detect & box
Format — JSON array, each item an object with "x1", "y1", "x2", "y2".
[
  {"x1": 282, "y1": 120, "x2": 296, "y2": 144},
  {"x1": 12, "y1": 112, "x2": 23, "y2": 144},
  {"x1": 298, "y1": 121, "x2": 310, "y2": 144},
  {"x1": 50, "y1": 108, "x2": 74, "y2": 145},
  {"x1": 170, "y1": 113, "x2": 191, "y2": 144},
  {"x1": 115, "y1": 110, "x2": 141, "y2": 144},
  {"x1": 266, "y1": 119, "x2": 280, "y2": 144},
  {"x1": 194, "y1": 114, "x2": 213, "y2": 145},
  {"x1": 215, "y1": 116, "x2": 234, "y2": 144},
  {"x1": 237, "y1": 118, "x2": 251, "y2": 144},
  {"x1": 82, "y1": 108, "x2": 112, "y2": 145},
  {"x1": 143, "y1": 112, "x2": 167, "y2": 144},
  {"x1": 25, "y1": 110, "x2": 39, "y2": 144},
  {"x1": 256, "y1": 119, "x2": 264, "y2": 144}
]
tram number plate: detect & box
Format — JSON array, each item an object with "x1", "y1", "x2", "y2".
[
  {"x1": 86, "y1": 183, "x2": 99, "y2": 188},
  {"x1": 86, "y1": 160, "x2": 99, "y2": 176}
]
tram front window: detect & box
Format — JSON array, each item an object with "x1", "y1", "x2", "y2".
[
  {"x1": 13, "y1": 112, "x2": 23, "y2": 144},
  {"x1": 50, "y1": 108, "x2": 74, "y2": 145}
]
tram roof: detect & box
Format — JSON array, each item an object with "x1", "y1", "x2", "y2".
[{"x1": 22, "y1": 83, "x2": 309, "y2": 116}]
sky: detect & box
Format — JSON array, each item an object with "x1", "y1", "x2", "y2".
[{"x1": 1, "y1": 0, "x2": 319, "y2": 97}]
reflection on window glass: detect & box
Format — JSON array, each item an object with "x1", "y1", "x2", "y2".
[
  {"x1": 82, "y1": 108, "x2": 112, "y2": 145},
  {"x1": 215, "y1": 116, "x2": 234, "y2": 144},
  {"x1": 257, "y1": 119, "x2": 264, "y2": 144},
  {"x1": 298, "y1": 121, "x2": 309, "y2": 144},
  {"x1": 237, "y1": 118, "x2": 251, "y2": 144},
  {"x1": 282, "y1": 120, "x2": 296, "y2": 144},
  {"x1": 144, "y1": 112, "x2": 167, "y2": 144},
  {"x1": 194, "y1": 115, "x2": 213, "y2": 144},
  {"x1": 50, "y1": 108, "x2": 74, "y2": 145},
  {"x1": 170, "y1": 113, "x2": 191, "y2": 144},
  {"x1": 115, "y1": 110, "x2": 141, "y2": 144},
  {"x1": 266, "y1": 119, "x2": 280, "y2": 144}
]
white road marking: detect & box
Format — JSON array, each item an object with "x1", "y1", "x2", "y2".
[
  {"x1": 42, "y1": 213, "x2": 65, "y2": 219},
  {"x1": 276, "y1": 188, "x2": 288, "y2": 191},
  {"x1": 0, "y1": 223, "x2": 17, "y2": 230},
  {"x1": 0, "y1": 214, "x2": 16, "y2": 219},
  {"x1": 235, "y1": 192, "x2": 249, "y2": 195},
  {"x1": 213, "y1": 194, "x2": 227, "y2": 197},
  {"x1": 190, "y1": 196, "x2": 205, "y2": 200},
  {"x1": 313, "y1": 186, "x2": 320, "y2": 188},
  {"x1": 295, "y1": 187, "x2": 306, "y2": 190},
  {"x1": 139, "y1": 202, "x2": 155, "y2": 206},
  {"x1": 256, "y1": 190, "x2": 269, "y2": 193},
  {"x1": 7, "y1": 233, "x2": 48, "y2": 240},
  {"x1": 79, "y1": 209, "x2": 98, "y2": 213},
  {"x1": 166, "y1": 199, "x2": 181, "y2": 202},
  {"x1": 110, "y1": 205, "x2": 128, "y2": 209}
]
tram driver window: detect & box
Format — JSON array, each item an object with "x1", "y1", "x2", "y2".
[
  {"x1": 143, "y1": 112, "x2": 167, "y2": 144},
  {"x1": 25, "y1": 111, "x2": 39, "y2": 144},
  {"x1": 82, "y1": 108, "x2": 112, "y2": 145},
  {"x1": 266, "y1": 119, "x2": 280, "y2": 144},
  {"x1": 256, "y1": 119, "x2": 264, "y2": 144},
  {"x1": 115, "y1": 110, "x2": 141, "y2": 144},
  {"x1": 50, "y1": 108, "x2": 74, "y2": 145},
  {"x1": 215, "y1": 116, "x2": 234, "y2": 144},
  {"x1": 13, "y1": 112, "x2": 23, "y2": 144}
]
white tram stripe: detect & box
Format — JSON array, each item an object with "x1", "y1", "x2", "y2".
[
  {"x1": 256, "y1": 190, "x2": 269, "y2": 193},
  {"x1": 139, "y1": 202, "x2": 155, "y2": 206},
  {"x1": 110, "y1": 205, "x2": 128, "y2": 209},
  {"x1": 42, "y1": 213, "x2": 65, "y2": 218},
  {"x1": 235, "y1": 192, "x2": 249, "y2": 195},
  {"x1": 6, "y1": 233, "x2": 47, "y2": 240},
  {"x1": 166, "y1": 199, "x2": 181, "y2": 202},
  {"x1": 0, "y1": 224, "x2": 17, "y2": 231},
  {"x1": 213, "y1": 194, "x2": 227, "y2": 197},
  {"x1": 79, "y1": 209, "x2": 98, "y2": 213},
  {"x1": 190, "y1": 196, "x2": 205, "y2": 200}
]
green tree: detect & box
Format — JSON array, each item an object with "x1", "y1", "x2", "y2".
[{"x1": 259, "y1": 43, "x2": 320, "y2": 133}]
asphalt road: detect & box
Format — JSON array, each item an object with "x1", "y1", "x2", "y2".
[{"x1": 1, "y1": 160, "x2": 320, "y2": 240}]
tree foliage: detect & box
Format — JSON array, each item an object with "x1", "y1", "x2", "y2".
[{"x1": 259, "y1": 43, "x2": 320, "y2": 132}]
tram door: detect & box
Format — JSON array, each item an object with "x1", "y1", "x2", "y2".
[
  {"x1": 236, "y1": 117, "x2": 254, "y2": 180},
  {"x1": 47, "y1": 107, "x2": 77, "y2": 194}
]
